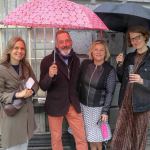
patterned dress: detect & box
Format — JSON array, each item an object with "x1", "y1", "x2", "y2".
[{"x1": 111, "y1": 52, "x2": 150, "y2": 150}]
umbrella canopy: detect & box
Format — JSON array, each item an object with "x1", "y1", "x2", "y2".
[
  {"x1": 94, "y1": 2, "x2": 150, "y2": 32},
  {"x1": 1, "y1": 0, "x2": 108, "y2": 30}
]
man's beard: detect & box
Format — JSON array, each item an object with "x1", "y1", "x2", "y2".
[{"x1": 59, "y1": 47, "x2": 71, "y2": 56}]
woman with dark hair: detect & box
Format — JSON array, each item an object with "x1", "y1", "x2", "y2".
[
  {"x1": 79, "y1": 40, "x2": 116, "y2": 150},
  {"x1": 0, "y1": 36, "x2": 39, "y2": 150},
  {"x1": 111, "y1": 26, "x2": 150, "y2": 150}
]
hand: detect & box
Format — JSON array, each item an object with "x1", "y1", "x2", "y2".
[
  {"x1": 116, "y1": 53, "x2": 124, "y2": 65},
  {"x1": 15, "y1": 89, "x2": 28, "y2": 98},
  {"x1": 24, "y1": 89, "x2": 34, "y2": 98},
  {"x1": 101, "y1": 114, "x2": 108, "y2": 122},
  {"x1": 49, "y1": 64, "x2": 58, "y2": 78},
  {"x1": 129, "y1": 73, "x2": 143, "y2": 84},
  {"x1": 15, "y1": 89, "x2": 33, "y2": 99}
]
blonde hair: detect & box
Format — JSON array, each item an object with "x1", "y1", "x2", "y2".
[{"x1": 89, "y1": 40, "x2": 110, "y2": 61}]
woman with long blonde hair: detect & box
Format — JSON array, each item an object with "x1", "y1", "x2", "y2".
[{"x1": 0, "y1": 36, "x2": 39, "y2": 150}]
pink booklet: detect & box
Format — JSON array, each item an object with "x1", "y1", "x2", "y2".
[
  {"x1": 97, "y1": 119, "x2": 111, "y2": 140},
  {"x1": 101, "y1": 122, "x2": 109, "y2": 139}
]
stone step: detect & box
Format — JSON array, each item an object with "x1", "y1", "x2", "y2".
[
  {"x1": 28, "y1": 132, "x2": 75, "y2": 150},
  {"x1": 28, "y1": 146, "x2": 73, "y2": 150},
  {"x1": 0, "y1": 129, "x2": 150, "y2": 150},
  {"x1": 0, "y1": 132, "x2": 75, "y2": 150}
]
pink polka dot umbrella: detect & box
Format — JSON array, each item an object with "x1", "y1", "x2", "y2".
[{"x1": 1, "y1": 0, "x2": 108, "y2": 30}]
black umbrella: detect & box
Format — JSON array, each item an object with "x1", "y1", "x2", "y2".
[{"x1": 94, "y1": 2, "x2": 150, "y2": 32}]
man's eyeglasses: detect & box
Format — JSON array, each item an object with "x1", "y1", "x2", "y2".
[{"x1": 130, "y1": 34, "x2": 143, "y2": 42}]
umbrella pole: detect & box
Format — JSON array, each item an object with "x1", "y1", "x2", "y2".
[
  {"x1": 100, "y1": 30, "x2": 103, "y2": 39},
  {"x1": 53, "y1": 28, "x2": 56, "y2": 63},
  {"x1": 27, "y1": 28, "x2": 32, "y2": 65},
  {"x1": 122, "y1": 33, "x2": 127, "y2": 54}
]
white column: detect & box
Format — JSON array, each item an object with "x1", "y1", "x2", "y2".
[
  {"x1": 0, "y1": 28, "x2": 2, "y2": 59},
  {"x1": 90, "y1": 0, "x2": 96, "y2": 4},
  {"x1": 27, "y1": 28, "x2": 32, "y2": 65}
]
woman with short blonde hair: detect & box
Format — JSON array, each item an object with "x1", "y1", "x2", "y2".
[{"x1": 79, "y1": 40, "x2": 116, "y2": 150}]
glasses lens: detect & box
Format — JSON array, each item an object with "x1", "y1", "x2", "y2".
[{"x1": 130, "y1": 35, "x2": 142, "y2": 42}]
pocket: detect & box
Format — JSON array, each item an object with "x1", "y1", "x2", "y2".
[
  {"x1": 140, "y1": 65, "x2": 150, "y2": 72},
  {"x1": 96, "y1": 90, "x2": 105, "y2": 105},
  {"x1": 139, "y1": 65, "x2": 150, "y2": 79}
]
